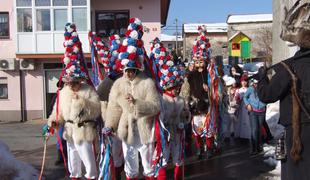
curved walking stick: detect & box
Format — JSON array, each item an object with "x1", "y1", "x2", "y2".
[{"x1": 39, "y1": 136, "x2": 48, "y2": 180}]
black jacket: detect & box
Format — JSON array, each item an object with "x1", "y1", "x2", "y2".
[{"x1": 257, "y1": 48, "x2": 310, "y2": 126}]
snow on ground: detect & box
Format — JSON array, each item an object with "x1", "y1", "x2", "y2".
[
  {"x1": 0, "y1": 140, "x2": 39, "y2": 180},
  {"x1": 266, "y1": 101, "x2": 284, "y2": 139},
  {"x1": 260, "y1": 101, "x2": 283, "y2": 179}
]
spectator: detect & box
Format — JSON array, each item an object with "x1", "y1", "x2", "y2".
[{"x1": 244, "y1": 78, "x2": 266, "y2": 156}]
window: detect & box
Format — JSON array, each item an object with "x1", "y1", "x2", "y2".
[
  {"x1": 17, "y1": 9, "x2": 32, "y2": 32},
  {"x1": 36, "y1": 9, "x2": 51, "y2": 31},
  {"x1": 168, "y1": 43, "x2": 173, "y2": 50},
  {"x1": 0, "y1": 12, "x2": 9, "y2": 39},
  {"x1": 0, "y1": 77, "x2": 8, "y2": 99},
  {"x1": 96, "y1": 11, "x2": 129, "y2": 37},
  {"x1": 232, "y1": 43, "x2": 240, "y2": 50},
  {"x1": 73, "y1": 8, "x2": 87, "y2": 31},
  {"x1": 35, "y1": 0, "x2": 50, "y2": 6},
  {"x1": 16, "y1": 0, "x2": 32, "y2": 7},
  {"x1": 53, "y1": 0, "x2": 68, "y2": 6},
  {"x1": 54, "y1": 9, "x2": 67, "y2": 30},
  {"x1": 72, "y1": 0, "x2": 87, "y2": 6}
]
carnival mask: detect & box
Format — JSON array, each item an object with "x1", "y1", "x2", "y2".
[{"x1": 194, "y1": 60, "x2": 206, "y2": 72}]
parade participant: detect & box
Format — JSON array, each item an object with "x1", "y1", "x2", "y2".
[
  {"x1": 181, "y1": 25, "x2": 211, "y2": 159},
  {"x1": 104, "y1": 18, "x2": 160, "y2": 180},
  {"x1": 48, "y1": 23, "x2": 101, "y2": 180},
  {"x1": 184, "y1": 29, "x2": 222, "y2": 158},
  {"x1": 93, "y1": 33, "x2": 125, "y2": 180},
  {"x1": 244, "y1": 78, "x2": 266, "y2": 156},
  {"x1": 257, "y1": 1, "x2": 310, "y2": 179},
  {"x1": 150, "y1": 38, "x2": 190, "y2": 180}
]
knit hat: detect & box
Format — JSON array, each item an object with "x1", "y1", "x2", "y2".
[
  {"x1": 118, "y1": 18, "x2": 145, "y2": 71},
  {"x1": 62, "y1": 23, "x2": 88, "y2": 82},
  {"x1": 192, "y1": 25, "x2": 212, "y2": 62},
  {"x1": 151, "y1": 38, "x2": 184, "y2": 90}
]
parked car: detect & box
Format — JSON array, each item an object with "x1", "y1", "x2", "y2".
[{"x1": 242, "y1": 62, "x2": 264, "y2": 75}]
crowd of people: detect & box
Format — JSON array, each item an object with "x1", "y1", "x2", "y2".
[{"x1": 45, "y1": 6, "x2": 310, "y2": 179}]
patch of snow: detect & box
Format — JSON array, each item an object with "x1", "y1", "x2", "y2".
[
  {"x1": 264, "y1": 157, "x2": 278, "y2": 167},
  {"x1": 227, "y1": 14, "x2": 273, "y2": 24},
  {"x1": 160, "y1": 34, "x2": 183, "y2": 42},
  {"x1": 183, "y1": 23, "x2": 227, "y2": 33},
  {"x1": 0, "y1": 140, "x2": 39, "y2": 180},
  {"x1": 265, "y1": 101, "x2": 284, "y2": 139}
]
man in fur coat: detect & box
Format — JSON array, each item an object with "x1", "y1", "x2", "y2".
[
  {"x1": 257, "y1": 1, "x2": 310, "y2": 179},
  {"x1": 150, "y1": 39, "x2": 190, "y2": 180},
  {"x1": 104, "y1": 18, "x2": 161, "y2": 180},
  {"x1": 48, "y1": 23, "x2": 101, "y2": 180},
  {"x1": 181, "y1": 25, "x2": 212, "y2": 159}
]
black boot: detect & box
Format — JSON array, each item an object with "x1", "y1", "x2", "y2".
[{"x1": 55, "y1": 150, "x2": 64, "y2": 166}]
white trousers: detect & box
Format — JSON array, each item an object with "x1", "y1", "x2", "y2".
[
  {"x1": 122, "y1": 141, "x2": 155, "y2": 178},
  {"x1": 162, "y1": 130, "x2": 184, "y2": 167},
  {"x1": 67, "y1": 141, "x2": 97, "y2": 179},
  {"x1": 111, "y1": 136, "x2": 124, "y2": 168}
]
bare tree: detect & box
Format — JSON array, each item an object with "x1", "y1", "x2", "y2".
[{"x1": 252, "y1": 27, "x2": 273, "y2": 65}]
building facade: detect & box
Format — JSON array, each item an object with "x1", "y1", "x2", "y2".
[
  {"x1": 182, "y1": 23, "x2": 228, "y2": 62},
  {"x1": 226, "y1": 14, "x2": 273, "y2": 63},
  {"x1": 160, "y1": 33, "x2": 182, "y2": 57},
  {"x1": 0, "y1": 0, "x2": 170, "y2": 122}
]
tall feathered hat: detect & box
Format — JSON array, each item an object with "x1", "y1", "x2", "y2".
[
  {"x1": 62, "y1": 23, "x2": 88, "y2": 82},
  {"x1": 88, "y1": 32, "x2": 110, "y2": 74},
  {"x1": 118, "y1": 18, "x2": 145, "y2": 71},
  {"x1": 150, "y1": 37, "x2": 168, "y2": 68},
  {"x1": 151, "y1": 37, "x2": 184, "y2": 90},
  {"x1": 192, "y1": 25, "x2": 212, "y2": 62},
  {"x1": 108, "y1": 34, "x2": 123, "y2": 77}
]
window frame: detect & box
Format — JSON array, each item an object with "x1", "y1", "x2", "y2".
[
  {"x1": 0, "y1": 77, "x2": 8, "y2": 100},
  {"x1": 0, "y1": 12, "x2": 10, "y2": 39},
  {"x1": 95, "y1": 10, "x2": 130, "y2": 37}
]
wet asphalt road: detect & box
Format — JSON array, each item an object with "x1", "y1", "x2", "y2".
[{"x1": 0, "y1": 120, "x2": 279, "y2": 180}]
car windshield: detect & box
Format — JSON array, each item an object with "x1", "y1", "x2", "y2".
[{"x1": 243, "y1": 62, "x2": 264, "y2": 72}]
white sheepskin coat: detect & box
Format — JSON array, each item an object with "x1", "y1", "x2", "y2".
[
  {"x1": 160, "y1": 93, "x2": 191, "y2": 140},
  {"x1": 48, "y1": 83, "x2": 101, "y2": 144},
  {"x1": 105, "y1": 72, "x2": 160, "y2": 145}
]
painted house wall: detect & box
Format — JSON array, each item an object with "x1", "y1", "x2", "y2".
[
  {"x1": 272, "y1": 0, "x2": 308, "y2": 64},
  {"x1": 91, "y1": 0, "x2": 161, "y2": 54},
  {"x1": 0, "y1": 0, "x2": 16, "y2": 59}
]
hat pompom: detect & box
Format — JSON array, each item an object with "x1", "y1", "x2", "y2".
[{"x1": 129, "y1": 30, "x2": 139, "y2": 39}]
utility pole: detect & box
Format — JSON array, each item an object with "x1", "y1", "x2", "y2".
[{"x1": 175, "y1": 18, "x2": 178, "y2": 57}]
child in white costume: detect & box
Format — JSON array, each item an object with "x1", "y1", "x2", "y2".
[
  {"x1": 149, "y1": 38, "x2": 190, "y2": 180},
  {"x1": 48, "y1": 23, "x2": 100, "y2": 180}
]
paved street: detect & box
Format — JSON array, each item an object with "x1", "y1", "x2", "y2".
[{"x1": 0, "y1": 119, "x2": 280, "y2": 180}]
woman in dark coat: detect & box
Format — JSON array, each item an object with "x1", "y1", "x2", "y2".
[{"x1": 257, "y1": 48, "x2": 310, "y2": 180}]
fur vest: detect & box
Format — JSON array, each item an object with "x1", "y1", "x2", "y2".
[
  {"x1": 160, "y1": 94, "x2": 191, "y2": 139},
  {"x1": 105, "y1": 72, "x2": 161, "y2": 145},
  {"x1": 48, "y1": 83, "x2": 101, "y2": 144}
]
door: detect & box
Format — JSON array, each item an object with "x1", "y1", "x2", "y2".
[{"x1": 241, "y1": 41, "x2": 251, "y2": 59}]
